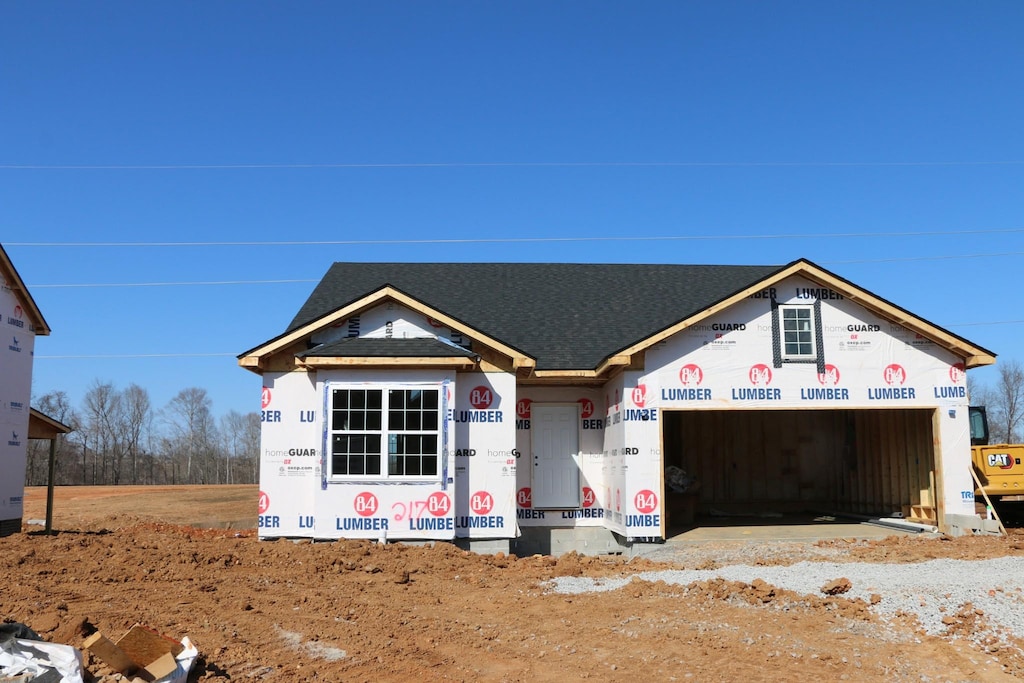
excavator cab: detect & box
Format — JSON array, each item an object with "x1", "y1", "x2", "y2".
[{"x1": 969, "y1": 406, "x2": 990, "y2": 446}]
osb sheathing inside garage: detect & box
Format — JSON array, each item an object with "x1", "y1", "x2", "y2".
[{"x1": 663, "y1": 409, "x2": 937, "y2": 522}]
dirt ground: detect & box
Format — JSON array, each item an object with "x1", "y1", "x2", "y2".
[{"x1": 3, "y1": 486, "x2": 1024, "y2": 682}]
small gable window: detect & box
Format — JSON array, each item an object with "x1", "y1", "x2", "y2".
[{"x1": 779, "y1": 305, "x2": 816, "y2": 360}]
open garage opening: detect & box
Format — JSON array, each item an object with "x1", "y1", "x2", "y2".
[{"x1": 661, "y1": 408, "x2": 940, "y2": 529}]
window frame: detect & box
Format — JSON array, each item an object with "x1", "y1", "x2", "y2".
[
  {"x1": 778, "y1": 304, "x2": 818, "y2": 361},
  {"x1": 325, "y1": 383, "x2": 445, "y2": 483}
]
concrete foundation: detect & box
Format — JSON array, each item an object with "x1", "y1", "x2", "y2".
[
  {"x1": 454, "y1": 537, "x2": 510, "y2": 555},
  {"x1": 945, "y1": 513, "x2": 1003, "y2": 536},
  {"x1": 0, "y1": 518, "x2": 21, "y2": 538},
  {"x1": 510, "y1": 526, "x2": 654, "y2": 557}
]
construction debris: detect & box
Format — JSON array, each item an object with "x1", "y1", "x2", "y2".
[
  {"x1": 82, "y1": 624, "x2": 196, "y2": 683},
  {"x1": 0, "y1": 625, "x2": 84, "y2": 683}
]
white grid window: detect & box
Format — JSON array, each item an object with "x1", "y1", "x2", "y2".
[
  {"x1": 780, "y1": 305, "x2": 816, "y2": 359},
  {"x1": 329, "y1": 387, "x2": 441, "y2": 479}
]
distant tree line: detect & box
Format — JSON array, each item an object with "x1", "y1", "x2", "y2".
[
  {"x1": 25, "y1": 382, "x2": 260, "y2": 486},
  {"x1": 972, "y1": 359, "x2": 1024, "y2": 444}
]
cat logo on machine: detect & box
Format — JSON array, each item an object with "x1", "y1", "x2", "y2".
[{"x1": 988, "y1": 453, "x2": 1015, "y2": 470}]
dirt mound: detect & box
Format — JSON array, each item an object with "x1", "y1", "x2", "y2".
[{"x1": 2, "y1": 486, "x2": 1022, "y2": 681}]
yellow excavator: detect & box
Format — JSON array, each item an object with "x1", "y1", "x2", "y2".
[{"x1": 970, "y1": 406, "x2": 1024, "y2": 501}]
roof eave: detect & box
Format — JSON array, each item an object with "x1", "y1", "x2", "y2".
[{"x1": 0, "y1": 244, "x2": 51, "y2": 336}]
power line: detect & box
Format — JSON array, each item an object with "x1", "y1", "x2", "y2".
[
  {"x1": 35, "y1": 353, "x2": 238, "y2": 359},
  {"x1": 949, "y1": 320, "x2": 1024, "y2": 327},
  {"x1": 24, "y1": 251, "x2": 1024, "y2": 288},
  {"x1": 9, "y1": 227, "x2": 1024, "y2": 249},
  {"x1": 28, "y1": 278, "x2": 318, "y2": 289},
  {"x1": 3, "y1": 160, "x2": 1024, "y2": 170},
  {"x1": 825, "y1": 251, "x2": 1024, "y2": 265}
]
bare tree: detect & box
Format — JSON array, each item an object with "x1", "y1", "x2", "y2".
[
  {"x1": 163, "y1": 388, "x2": 217, "y2": 484},
  {"x1": 244, "y1": 411, "x2": 261, "y2": 483},
  {"x1": 985, "y1": 359, "x2": 1024, "y2": 443},
  {"x1": 220, "y1": 410, "x2": 262, "y2": 484},
  {"x1": 25, "y1": 390, "x2": 81, "y2": 486},
  {"x1": 122, "y1": 384, "x2": 152, "y2": 484},
  {"x1": 83, "y1": 381, "x2": 128, "y2": 484}
]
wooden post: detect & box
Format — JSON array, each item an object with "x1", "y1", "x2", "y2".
[
  {"x1": 970, "y1": 466, "x2": 1006, "y2": 535},
  {"x1": 45, "y1": 437, "x2": 57, "y2": 535}
]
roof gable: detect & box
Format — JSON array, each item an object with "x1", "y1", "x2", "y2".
[
  {"x1": 0, "y1": 243, "x2": 50, "y2": 336},
  {"x1": 614, "y1": 259, "x2": 995, "y2": 368}
]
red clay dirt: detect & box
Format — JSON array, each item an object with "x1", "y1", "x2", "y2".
[{"x1": 2, "y1": 485, "x2": 1023, "y2": 682}]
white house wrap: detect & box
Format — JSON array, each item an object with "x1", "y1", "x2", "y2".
[
  {"x1": 240, "y1": 259, "x2": 996, "y2": 553},
  {"x1": 0, "y1": 244, "x2": 51, "y2": 538}
]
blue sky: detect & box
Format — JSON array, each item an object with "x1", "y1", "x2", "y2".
[{"x1": 2, "y1": 2, "x2": 1022, "y2": 420}]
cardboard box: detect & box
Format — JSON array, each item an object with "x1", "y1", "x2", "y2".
[{"x1": 83, "y1": 625, "x2": 184, "y2": 682}]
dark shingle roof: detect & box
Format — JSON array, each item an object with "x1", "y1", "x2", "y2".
[
  {"x1": 285, "y1": 262, "x2": 785, "y2": 370},
  {"x1": 300, "y1": 337, "x2": 478, "y2": 358}
]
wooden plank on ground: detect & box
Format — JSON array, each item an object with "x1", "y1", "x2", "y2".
[{"x1": 83, "y1": 631, "x2": 136, "y2": 674}]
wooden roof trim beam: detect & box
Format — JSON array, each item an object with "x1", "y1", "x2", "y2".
[{"x1": 298, "y1": 356, "x2": 477, "y2": 368}]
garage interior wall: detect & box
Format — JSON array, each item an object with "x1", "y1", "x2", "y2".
[{"x1": 662, "y1": 409, "x2": 937, "y2": 522}]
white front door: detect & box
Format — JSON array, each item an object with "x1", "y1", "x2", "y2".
[{"x1": 531, "y1": 404, "x2": 580, "y2": 508}]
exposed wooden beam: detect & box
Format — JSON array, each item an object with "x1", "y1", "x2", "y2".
[{"x1": 299, "y1": 356, "x2": 477, "y2": 368}]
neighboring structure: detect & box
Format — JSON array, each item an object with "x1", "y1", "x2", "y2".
[
  {"x1": 239, "y1": 259, "x2": 995, "y2": 554},
  {"x1": 28, "y1": 408, "x2": 73, "y2": 534},
  {"x1": 0, "y1": 243, "x2": 51, "y2": 537}
]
